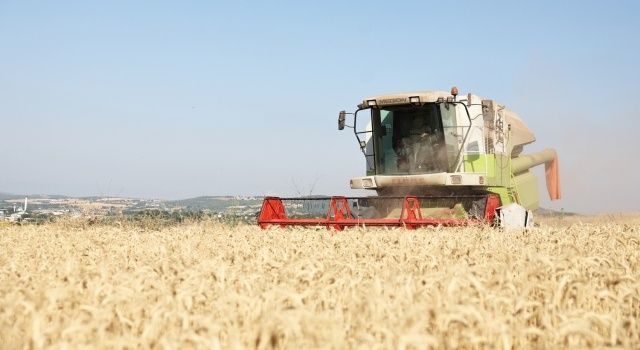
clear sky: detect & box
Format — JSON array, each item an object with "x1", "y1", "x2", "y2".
[{"x1": 1, "y1": 1, "x2": 638, "y2": 214}]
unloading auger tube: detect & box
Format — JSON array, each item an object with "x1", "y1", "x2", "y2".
[{"x1": 258, "y1": 87, "x2": 561, "y2": 229}]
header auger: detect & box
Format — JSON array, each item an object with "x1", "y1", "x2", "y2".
[{"x1": 258, "y1": 87, "x2": 560, "y2": 229}]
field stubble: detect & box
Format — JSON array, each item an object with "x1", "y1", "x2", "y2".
[{"x1": 0, "y1": 217, "x2": 639, "y2": 349}]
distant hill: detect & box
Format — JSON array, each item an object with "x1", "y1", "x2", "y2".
[
  {"x1": 0, "y1": 192, "x2": 16, "y2": 200},
  {"x1": 0, "y1": 193, "x2": 265, "y2": 213},
  {"x1": 0, "y1": 192, "x2": 69, "y2": 200},
  {"x1": 534, "y1": 207, "x2": 578, "y2": 217},
  {"x1": 166, "y1": 196, "x2": 264, "y2": 212}
]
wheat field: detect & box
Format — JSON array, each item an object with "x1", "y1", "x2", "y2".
[{"x1": 0, "y1": 217, "x2": 639, "y2": 349}]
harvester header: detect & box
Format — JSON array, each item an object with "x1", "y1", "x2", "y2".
[{"x1": 259, "y1": 87, "x2": 560, "y2": 229}]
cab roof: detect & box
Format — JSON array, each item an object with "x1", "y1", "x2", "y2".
[{"x1": 360, "y1": 90, "x2": 451, "y2": 107}]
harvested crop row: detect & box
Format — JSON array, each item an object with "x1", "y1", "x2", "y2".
[{"x1": 0, "y1": 219, "x2": 639, "y2": 349}]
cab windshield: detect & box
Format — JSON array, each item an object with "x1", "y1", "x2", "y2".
[{"x1": 371, "y1": 103, "x2": 459, "y2": 175}]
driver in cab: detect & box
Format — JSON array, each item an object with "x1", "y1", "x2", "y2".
[{"x1": 397, "y1": 117, "x2": 439, "y2": 172}]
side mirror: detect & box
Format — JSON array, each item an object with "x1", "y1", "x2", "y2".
[{"x1": 338, "y1": 111, "x2": 346, "y2": 130}]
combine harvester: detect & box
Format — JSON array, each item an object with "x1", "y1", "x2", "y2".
[{"x1": 258, "y1": 87, "x2": 560, "y2": 229}]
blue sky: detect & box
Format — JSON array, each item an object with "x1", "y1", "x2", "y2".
[{"x1": 1, "y1": 1, "x2": 638, "y2": 213}]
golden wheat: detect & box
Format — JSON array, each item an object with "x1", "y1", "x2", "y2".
[{"x1": 0, "y1": 218, "x2": 639, "y2": 349}]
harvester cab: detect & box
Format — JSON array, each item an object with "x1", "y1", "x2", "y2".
[{"x1": 258, "y1": 87, "x2": 561, "y2": 229}]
